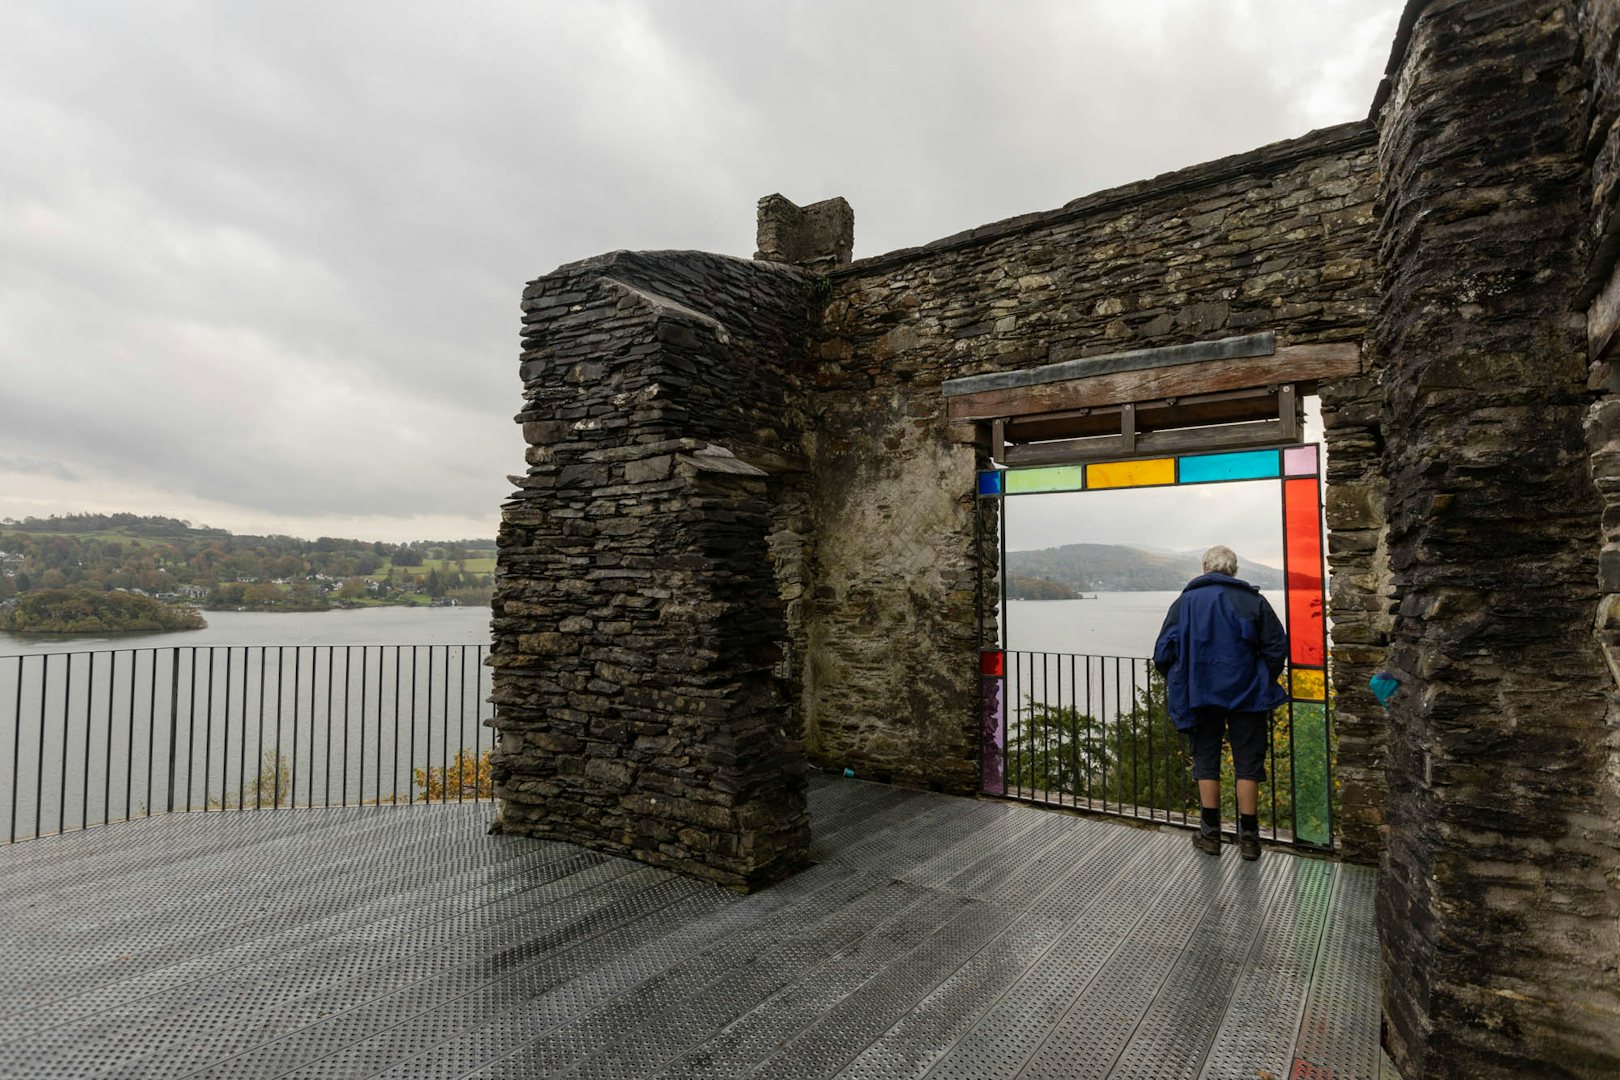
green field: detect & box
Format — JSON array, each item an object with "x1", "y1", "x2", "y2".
[
  {"x1": 1, "y1": 528, "x2": 170, "y2": 548},
  {"x1": 386, "y1": 557, "x2": 496, "y2": 575}
]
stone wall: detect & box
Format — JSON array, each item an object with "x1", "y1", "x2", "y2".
[
  {"x1": 490, "y1": 250, "x2": 814, "y2": 892},
  {"x1": 756, "y1": 194, "x2": 855, "y2": 269},
  {"x1": 1581, "y1": 0, "x2": 1620, "y2": 304},
  {"x1": 802, "y1": 124, "x2": 1390, "y2": 849},
  {"x1": 1372, "y1": 0, "x2": 1620, "y2": 1074}
]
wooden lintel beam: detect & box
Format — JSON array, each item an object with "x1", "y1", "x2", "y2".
[
  {"x1": 946, "y1": 343, "x2": 1360, "y2": 422},
  {"x1": 1000, "y1": 418, "x2": 1294, "y2": 467},
  {"x1": 1004, "y1": 386, "x2": 1283, "y2": 443},
  {"x1": 1012, "y1": 385, "x2": 1279, "y2": 427}
]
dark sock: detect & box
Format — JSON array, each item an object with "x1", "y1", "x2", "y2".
[
  {"x1": 1200, "y1": 806, "x2": 1220, "y2": 832},
  {"x1": 1239, "y1": 813, "x2": 1259, "y2": 836}
]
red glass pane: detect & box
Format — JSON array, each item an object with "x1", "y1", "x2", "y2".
[
  {"x1": 980, "y1": 650, "x2": 1005, "y2": 678},
  {"x1": 1284, "y1": 477, "x2": 1326, "y2": 666}
]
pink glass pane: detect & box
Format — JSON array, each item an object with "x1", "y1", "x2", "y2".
[
  {"x1": 1284, "y1": 477, "x2": 1326, "y2": 666},
  {"x1": 1283, "y1": 444, "x2": 1319, "y2": 476}
]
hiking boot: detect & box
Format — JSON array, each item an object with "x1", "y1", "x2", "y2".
[
  {"x1": 1239, "y1": 830, "x2": 1262, "y2": 862},
  {"x1": 1192, "y1": 828, "x2": 1221, "y2": 856}
]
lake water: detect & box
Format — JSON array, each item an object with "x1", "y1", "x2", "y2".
[
  {"x1": 1004, "y1": 591, "x2": 1287, "y2": 659},
  {"x1": 0, "y1": 594, "x2": 1293, "y2": 841},
  {"x1": 0, "y1": 608, "x2": 494, "y2": 840},
  {"x1": 0, "y1": 605, "x2": 493, "y2": 656}
]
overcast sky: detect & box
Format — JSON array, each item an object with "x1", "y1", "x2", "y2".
[{"x1": 0, "y1": 0, "x2": 1402, "y2": 542}]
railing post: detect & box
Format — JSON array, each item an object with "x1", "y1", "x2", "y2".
[{"x1": 165, "y1": 649, "x2": 180, "y2": 814}]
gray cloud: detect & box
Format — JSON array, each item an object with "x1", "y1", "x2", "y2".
[
  {"x1": 0, "y1": 0, "x2": 1402, "y2": 540},
  {"x1": 0, "y1": 454, "x2": 79, "y2": 483}
]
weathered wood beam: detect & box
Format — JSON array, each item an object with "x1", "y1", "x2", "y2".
[
  {"x1": 941, "y1": 332, "x2": 1276, "y2": 398},
  {"x1": 946, "y1": 343, "x2": 1360, "y2": 422},
  {"x1": 1003, "y1": 385, "x2": 1281, "y2": 442},
  {"x1": 1000, "y1": 418, "x2": 1293, "y2": 467}
]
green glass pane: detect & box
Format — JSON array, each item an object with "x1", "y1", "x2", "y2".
[
  {"x1": 1004, "y1": 465, "x2": 1084, "y2": 494},
  {"x1": 1292, "y1": 701, "x2": 1331, "y2": 846}
]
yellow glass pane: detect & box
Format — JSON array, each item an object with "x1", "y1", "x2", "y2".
[
  {"x1": 1291, "y1": 667, "x2": 1326, "y2": 701},
  {"x1": 1086, "y1": 458, "x2": 1175, "y2": 490}
]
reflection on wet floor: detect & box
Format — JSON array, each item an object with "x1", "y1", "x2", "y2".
[{"x1": 0, "y1": 774, "x2": 1386, "y2": 1079}]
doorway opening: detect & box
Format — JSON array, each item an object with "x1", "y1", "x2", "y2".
[{"x1": 975, "y1": 443, "x2": 1331, "y2": 849}]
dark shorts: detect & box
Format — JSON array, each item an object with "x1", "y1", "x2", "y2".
[{"x1": 1188, "y1": 710, "x2": 1269, "y2": 782}]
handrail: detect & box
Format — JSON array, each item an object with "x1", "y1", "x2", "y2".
[{"x1": 1, "y1": 644, "x2": 491, "y2": 843}]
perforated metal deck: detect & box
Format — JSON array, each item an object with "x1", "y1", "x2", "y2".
[{"x1": 0, "y1": 775, "x2": 1390, "y2": 1078}]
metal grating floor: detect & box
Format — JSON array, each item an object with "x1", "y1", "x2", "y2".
[{"x1": 0, "y1": 775, "x2": 1391, "y2": 1079}]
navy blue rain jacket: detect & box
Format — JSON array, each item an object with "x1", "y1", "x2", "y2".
[{"x1": 1152, "y1": 572, "x2": 1289, "y2": 731}]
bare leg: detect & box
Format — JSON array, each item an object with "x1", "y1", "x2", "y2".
[
  {"x1": 1236, "y1": 779, "x2": 1259, "y2": 816},
  {"x1": 1198, "y1": 778, "x2": 1220, "y2": 809}
]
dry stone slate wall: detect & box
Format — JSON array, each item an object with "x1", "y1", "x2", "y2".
[
  {"x1": 1372, "y1": 1, "x2": 1620, "y2": 1074},
  {"x1": 803, "y1": 124, "x2": 1391, "y2": 855},
  {"x1": 490, "y1": 250, "x2": 813, "y2": 892},
  {"x1": 491, "y1": 4, "x2": 1620, "y2": 1068}
]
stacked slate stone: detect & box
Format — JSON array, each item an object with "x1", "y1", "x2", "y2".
[
  {"x1": 798, "y1": 122, "x2": 1386, "y2": 811},
  {"x1": 491, "y1": 250, "x2": 813, "y2": 892},
  {"x1": 1318, "y1": 367, "x2": 1392, "y2": 864},
  {"x1": 1372, "y1": 1, "x2": 1620, "y2": 1074}
]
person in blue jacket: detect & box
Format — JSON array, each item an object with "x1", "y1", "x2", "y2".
[{"x1": 1153, "y1": 545, "x2": 1288, "y2": 862}]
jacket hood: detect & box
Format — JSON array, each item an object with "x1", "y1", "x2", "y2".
[{"x1": 1182, "y1": 571, "x2": 1261, "y2": 594}]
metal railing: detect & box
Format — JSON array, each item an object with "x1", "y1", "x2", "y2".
[
  {"x1": 992, "y1": 650, "x2": 1308, "y2": 844},
  {"x1": 1, "y1": 645, "x2": 491, "y2": 843}
]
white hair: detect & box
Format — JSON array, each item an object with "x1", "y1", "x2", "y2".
[{"x1": 1203, "y1": 545, "x2": 1238, "y2": 576}]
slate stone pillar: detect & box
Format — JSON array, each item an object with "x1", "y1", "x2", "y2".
[
  {"x1": 754, "y1": 194, "x2": 854, "y2": 268},
  {"x1": 1372, "y1": 1, "x2": 1620, "y2": 1073},
  {"x1": 490, "y1": 252, "x2": 811, "y2": 893}
]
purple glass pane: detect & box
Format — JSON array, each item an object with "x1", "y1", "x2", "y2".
[
  {"x1": 1283, "y1": 444, "x2": 1319, "y2": 476},
  {"x1": 980, "y1": 675, "x2": 1005, "y2": 794}
]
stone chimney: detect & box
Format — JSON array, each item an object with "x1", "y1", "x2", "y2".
[{"x1": 755, "y1": 194, "x2": 854, "y2": 268}]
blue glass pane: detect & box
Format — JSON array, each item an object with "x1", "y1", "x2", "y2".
[
  {"x1": 1177, "y1": 449, "x2": 1280, "y2": 484},
  {"x1": 977, "y1": 470, "x2": 1004, "y2": 496}
]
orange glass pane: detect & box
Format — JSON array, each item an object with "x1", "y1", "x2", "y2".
[
  {"x1": 1284, "y1": 477, "x2": 1325, "y2": 665},
  {"x1": 1086, "y1": 457, "x2": 1175, "y2": 490}
]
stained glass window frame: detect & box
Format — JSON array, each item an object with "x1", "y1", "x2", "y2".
[{"x1": 975, "y1": 442, "x2": 1333, "y2": 849}]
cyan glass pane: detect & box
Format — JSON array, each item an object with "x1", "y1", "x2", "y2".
[
  {"x1": 1005, "y1": 465, "x2": 1084, "y2": 494},
  {"x1": 1177, "y1": 449, "x2": 1280, "y2": 484},
  {"x1": 977, "y1": 470, "x2": 1004, "y2": 496},
  {"x1": 1292, "y1": 701, "x2": 1331, "y2": 846},
  {"x1": 980, "y1": 676, "x2": 1005, "y2": 794}
]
